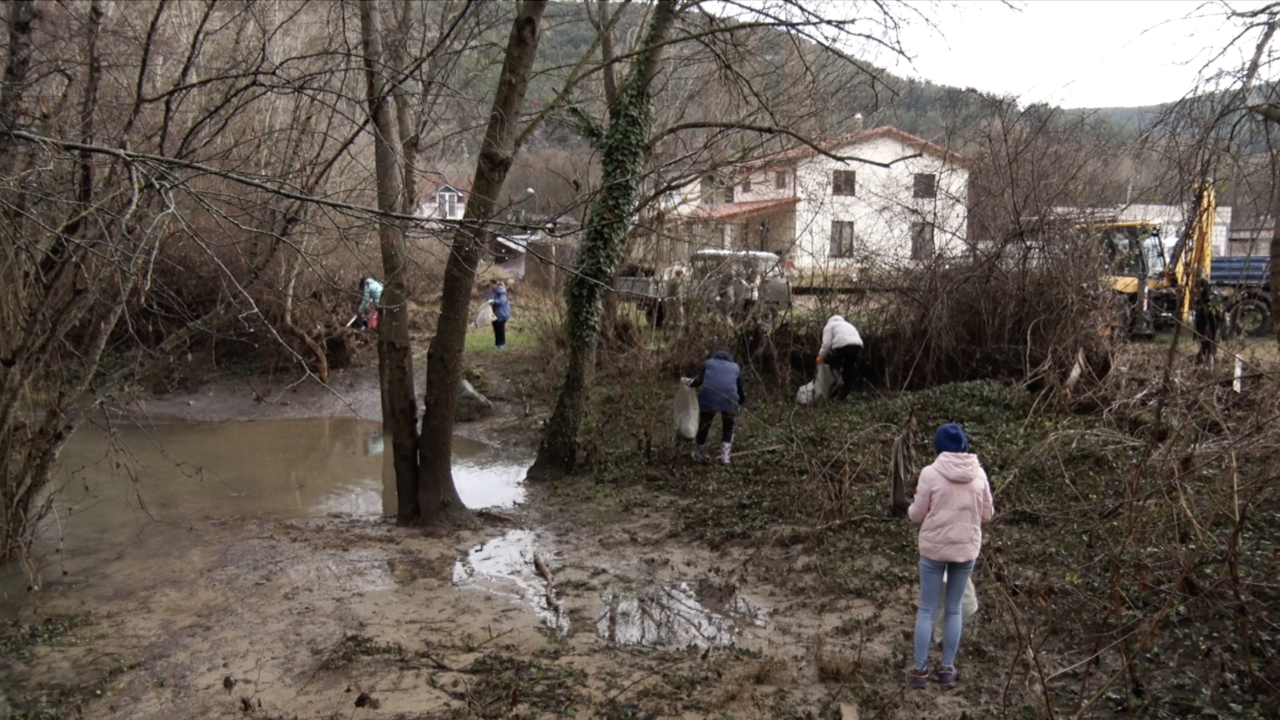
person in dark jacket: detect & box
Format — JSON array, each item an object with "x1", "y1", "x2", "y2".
[
  {"x1": 485, "y1": 279, "x2": 511, "y2": 349},
  {"x1": 687, "y1": 350, "x2": 745, "y2": 464},
  {"x1": 1192, "y1": 277, "x2": 1223, "y2": 364}
]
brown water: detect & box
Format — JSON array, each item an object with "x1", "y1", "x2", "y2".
[
  {"x1": 1, "y1": 418, "x2": 530, "y2": 603},
  {"x1": 5, "y1": 418, "x2": 774, "y2": 654}
]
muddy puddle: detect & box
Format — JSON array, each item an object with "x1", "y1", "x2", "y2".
[
  {"x1": 452, "y1": 529, "x2": 571, "y2": 634},
  {"x1": 597, "y1": 581, "x2": 772, "y2": 648},
  {"x1": 453, "y1": 529, "x2": 773, "y2": 649},
  {"x1": 2, "y1": 417, "x2": 530, "y2": 601},
  {"x1": 7, "y1": 417, "x2": 776, "y2": 657}
]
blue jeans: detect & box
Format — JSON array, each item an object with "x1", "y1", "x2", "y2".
[{"x1": 913, "y1": 556, "x2": 976, "y2": 670}]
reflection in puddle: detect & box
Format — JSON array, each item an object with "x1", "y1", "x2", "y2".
[
  {"x1": 2, "y1": 418, "x2": 530, "y2": 601},
  {"x1": 42, "y1": 419, "x2": 528, "y2": 540},
  {"x1": 452, "y1": 530, "x2": 567, "y2": 635},
  {"x1": 451, "y1": 436, "x2": 529, "y2": 509},
  {"x1": 598, "y1": 582, "x2": 771, "y2": 648}
]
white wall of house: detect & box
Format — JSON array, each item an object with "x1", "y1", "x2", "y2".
[
  {"x1": 732, "y1": 166, "x2": 798, "y2": 204},
  {"x1": 787, "y1": 135, "x2": 968, "y2": 269},
  {"x1": 668, "y1": 130, "x2": 969, "y2": 270},
  {"x1": 1117, "y1": 203, "x2": 1233, "y2": 257}
]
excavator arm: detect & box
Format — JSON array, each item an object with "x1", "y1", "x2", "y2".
[{"x1": 1167, "y1": 183, "x2": 1216, "y2": 323}]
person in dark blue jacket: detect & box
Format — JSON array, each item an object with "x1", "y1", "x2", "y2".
[
  {"x1": 687, "y1": 350, "x2": 745, "y2": 464},
  {"x1": 485, "y1": 279, "x2": 511, "y2": 348}
]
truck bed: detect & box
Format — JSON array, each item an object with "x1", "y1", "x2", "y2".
[{"x1": 1211, "y1": 256, "x2": 1270, "y2": 289}]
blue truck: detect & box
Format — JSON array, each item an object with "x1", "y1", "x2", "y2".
[{"x1": 1211, "y1": 255, "x2": 1272, "y2": 336}]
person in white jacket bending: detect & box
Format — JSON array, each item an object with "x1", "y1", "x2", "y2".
[{"x1": 818, "y1": 314, "x2": 863, "y2": 400}]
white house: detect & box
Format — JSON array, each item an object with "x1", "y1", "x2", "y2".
[
  {"x1": 672, "y1": 126, "x2": 972, "y2": 272},
  {"x1": 417, "y1": 180, "x2": 467, "y2": 222}
]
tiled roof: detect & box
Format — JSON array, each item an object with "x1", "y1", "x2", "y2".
[
  {"x1": 419, "y1": 176, "x2": 471, "y2": 197},
  {"x1": 747, "y1": 126, "x2": 971, "y2": 170}
]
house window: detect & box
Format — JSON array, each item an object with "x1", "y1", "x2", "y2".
[
  {"x1": 775, "y1": 171, "x2": 788, "y2": 190},
  {"x1": 913, "y1": 173, "x2": 937, "y2": 199},
  {"x1": 701, "y1": 175, "x2": 721, "y2": 205},
  {"x1": 833, "y1": 170, "x2": 856, "y2": 196},
  {"x1": 741, "y1": 177, "x2": 752, "y2": 193},
  {"x1": 911, "y1": 222, "x2": 936, "y2": 261},
  {"x1": 438, "y1": 192, "x2": 458, "y2": 218},
  {"x1": 831, "y1": 220, "x2": 856, "y2": 258},
  {"x1": 723, "y1": 184, "x2": 734, "y2": 203}
]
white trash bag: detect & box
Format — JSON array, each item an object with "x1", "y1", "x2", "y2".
[
  {"x1": 795, "y1": 381, "x2": 817, "y2": 405},
  {"x1": 674, "y1": 379, "x2": 700, "y2": 440},
  {"x1": 815, "y1": 363, "x2": 836, "y2": 399},
  {"x1": 475, "y1": 302, "x2": 496, "y2": 328},
  {"x1": 932, "y1": 574, "x2": 979, "y2": 645},
  {"x1": 796, "y1": 363, "x2": 838, "y2": 405}
]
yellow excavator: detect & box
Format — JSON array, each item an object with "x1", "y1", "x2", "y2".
[{"x1": 1092, "y1": 184, "x2": 1216, "y2": 337}]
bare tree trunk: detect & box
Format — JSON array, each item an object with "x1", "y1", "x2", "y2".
[
  {"x1": 417, "y1": 0, "x2": 547, "y2": 526},
  {"x1": 0, "y1": 0, "x2": 36, "y2": 177},
  {"x1": 389, "y1": 0, "x2": 418, "y2": 216},
  {"x1": 1271, "y1": 180, "x2": 1280, "y2": 346},
  {"x1": 529, "y1": 0, "x2": 678, "y2": 480},
  {"x1": 360, "y1": 0, "x2": 420, "y2": 523}
]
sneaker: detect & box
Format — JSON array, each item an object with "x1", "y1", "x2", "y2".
[
  {"x1": 691, "y1": 445, "x2": 704, "y2": 461},
  {"x1": 936, "y1": 666, "x2": 959, "y2": 689},
  {"x1": 910, "y1": 668, "x2": 930, "y2": 690},
  {"x1": 719, "y1": 442, "x2": 732, "y2": 464}
]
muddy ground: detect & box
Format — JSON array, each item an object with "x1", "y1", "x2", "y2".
[
  {"x1": 2, "y1": 347, "x2": 978, "y2": 720},
  {"x1": 7, "y1": 334, "x2": 1275, "y2": 720}
]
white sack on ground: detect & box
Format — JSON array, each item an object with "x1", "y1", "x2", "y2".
[
  {"x1": 932, "y1": 575, "x2": 979, "y2": 645},
  {"x1": 796, "y1": 381, "x2": 817, "y2": 405},
  {"x1": 796, "y1": 364, "x2": 838, "y2": 405},
  {"x1": 674, "y1": 381, "x2": 700, "y2": 439}
]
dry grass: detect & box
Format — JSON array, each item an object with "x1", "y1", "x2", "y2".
[
  {"x1": 812, "y1": 634, "x2": 861, "y2": 684},
  {"x1": 710, "y1": 655, "x2": 791, "y2": 706}
]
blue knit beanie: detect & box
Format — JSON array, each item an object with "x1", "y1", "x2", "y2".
[{"x1": 934, "y1": 423, "x2": 969, "y2": 454}]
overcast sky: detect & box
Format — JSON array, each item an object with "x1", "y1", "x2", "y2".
[{"x1": 876, "y1": 1, "x2": 1268, "y2": 109}]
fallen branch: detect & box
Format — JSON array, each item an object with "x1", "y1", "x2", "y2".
[
  {"x1": 729, "y1": 443, "x2": 786, "y2": 458},
  {"x1": 475, "y1": 509, "x2": 516, "y2": 524},
  {"x1": 407, "y1": 650, "x2": 454, "y2": 672},
  {"x1": 533, "y1": 552, "x2": 559, "y2": 612}
]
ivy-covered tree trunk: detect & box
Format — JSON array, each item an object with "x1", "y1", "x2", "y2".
[
  {"x1": 418, "y1": 0, "x2": 547, "y2": 525},
  {"x1": 360, "y1": 0, "x2": 420, "y2": 523},
  {"x1": 528, "y1": 0, "x2": 678, "y2": 481}
]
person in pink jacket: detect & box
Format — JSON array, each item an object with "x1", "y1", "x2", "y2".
[{"x1": 907, "y1": 423, "x2": 994, "y2": 690}]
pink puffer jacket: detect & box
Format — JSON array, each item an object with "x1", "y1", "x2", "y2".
[{"x1": 908, "y1": 451, "x2": 994, "y2": 562}]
